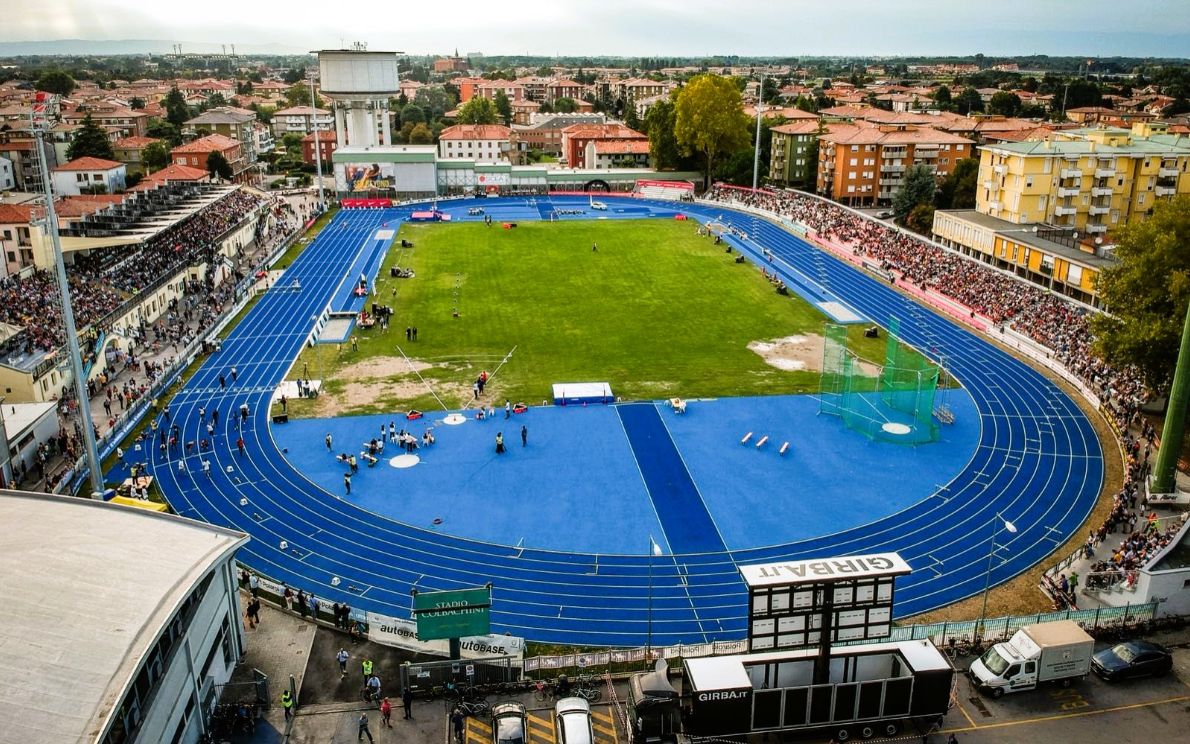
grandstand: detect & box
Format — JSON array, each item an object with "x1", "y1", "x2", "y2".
[
  {"x1": 59, "y1": 182, "x2": 239, "y2": 242},
  {"x1": 633, "y1": 179, "x2": 695, "y2": 201}
]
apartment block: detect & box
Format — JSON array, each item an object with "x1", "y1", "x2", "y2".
[
  {"x1": 816, "y1": 124, "x2": 974, "y2": 206},
  {"x1": 976, "y1": 122, "x2": 1190, "y2": 235}
]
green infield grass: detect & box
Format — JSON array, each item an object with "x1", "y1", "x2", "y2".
[{"x1": 282, "y1": 219, "x2": 926, "y2": 418}]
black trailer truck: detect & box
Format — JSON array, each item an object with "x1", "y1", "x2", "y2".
[{"x1": 629, "y1": 639, "x2": 954, "y2": 742}]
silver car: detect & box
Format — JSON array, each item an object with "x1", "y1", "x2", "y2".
[
  {"x1": 492, "y1": 702, "x2": 527, "y2": 744},
  {"x1": 554, "y1": 697, "x2": 594, "y2": 744}
]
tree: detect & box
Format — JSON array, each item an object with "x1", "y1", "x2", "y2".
[
  {"x1": 206, "y1": 151, "x2": 233, "y2": 181},
  {"x1": 282, "y1": 66, "x2": 305, "y2": 84},
  {"x1": 494, "y1": 90, "x2": 512, "y2": 125},
  {"x1": 538, "y1": 100, "x2": 554, "y2": 114},
  {"x1": 674, "y1": 73, "x2": 751, "y2": 188},
  {"x1": 1091, "y1": 195, "x2": 1190, "y2": 393},
  {"x1": 414, "y1": 87, "x2": 454, "y2": 120},
  {"x1": 146, "y1": 120, "x2": 182, "y2": 147},
  {"x1": 456, "y1": 96, "x2": 499, "y2": 125},
  {"x1": 553, "y1": 97, "x2": 579, "y2": 113},
  {"x1": 645, "y1": 98, "x2": 683, "y2": 169},
  {"x1": 935, "y1": 157, "x2": 979, "y2": 210},
  {"x1": 988, "y1": 91, "x2": 1022, "y2": 116},
  {"x1": 36, "y1": 70, "x2": 76, "y2": 96},
  {"x1": 129, "y1": 97, "x2": 145, "y2": 110},
  {"x1": 400, "y1": 103, "x2": 425, "y2": 126},
  {"x1": 142, "y1": 141, "x2": 170, "y2": 173},
  {"x1": 955, "y1": 87, "x2": 984, "y2": 115},
  {"x1": 205, "y1": 92, "x2": 228, "y2": 110},
  {"x1": 66, "y1": 114, "x2": 116, "y2": 161},
  {"x1": 892, "y1": 165, "x2": 937, "y2": 222},
  {"x1": 905, "y1": 203, "x2": 936, "y2": 235},
  {"x1": 622, "y1": 103, "x2": 642, "y2": 132},
  {"x1": 165, "y1": 87, "x2": 190, "y2": 127},
  {"x1": 408, "y1": 123, "x2": 434, "y2": 144},
  {"x1": 285, "y1": 83, "x2": 319, "y2": 109},
  {"x1": 933, "y1": 85, "x2": 952, "y2": 110}
]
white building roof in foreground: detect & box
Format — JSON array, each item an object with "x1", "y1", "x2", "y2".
[{"x1": 0, "y1": 490, "x2": 247, "y2": 744}]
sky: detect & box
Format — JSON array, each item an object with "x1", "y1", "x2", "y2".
[{"x1": 3, "y1": 0, "x2": 1189, "y2": 57}]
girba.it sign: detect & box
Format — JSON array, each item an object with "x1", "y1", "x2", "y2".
[{"x1": 738, "y1": 552, "x2": 912, "y2": 587}]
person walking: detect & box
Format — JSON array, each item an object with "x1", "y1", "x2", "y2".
[
  {"x1": 380, "y1": 697, "x2": 393, "y2": 727},
  {"x1": 505, "y1": 400, "x2": 511, "y2": 419},
  {"x1": 495, "y1": 432, "x2": 505, "y2": 454},
  {"x1": 202, "y1": 459, "x2": 211, "y2": 478},
  {"x1": 365, "y1": 674, "x2": 381, "y2": 703},
  {"x1": 326, "y1": 433, "x2": 333, "y2": 451},
  {"x1": 231, "y1": 367, "x2": 238, "y2": 383},
  {"x1": 402, "y1": 685, "x2": 414, "y2": 720},
  {"x1": 248, "y1": 573, "x2": 259, "y2": 597},
  {"x1": 337, "y1": 648, "x2": 350, "y2": 676},
  {"x1": 236, "y1": 437, "x2": 246, "y2": 456},
  {"x1": 281, "y1": 690, "x2": 294, "y2": 721},
  {"x1": 412, "y1": 327, "x2": 418, "y2": 341},
  {"x1": 361, "y1": 658, "x2": 374, "y2": 685},
  {"x1": 451, "y1": 707, "x2": 465, "y2": 743},
  {"x1": 521, "y1": 425, "x2": 528, "y2": 447},
  {"x1": 246, "y1": 596, "x2": 261, "y2": 628},
  {"x1": 309, "y1": 595, "x2": 320, "y2": 621},
  {"x1": 344, "y1": 472, "x2": 352, "y2": 495},
  {"x1": 358, "y1": 712, "x2": 375, "y2": 743},
  {"x1": 219, "y1": 374, "x2": 226, "y2": 389},
  {"x1": 297, "y1": 590, "x2": 308, "y2": 618}
]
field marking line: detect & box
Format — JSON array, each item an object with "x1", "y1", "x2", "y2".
[{"x1": 941, "y1": 693, "x2": 1190, "y2": 733}]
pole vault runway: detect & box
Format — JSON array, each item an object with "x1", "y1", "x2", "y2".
[{"x1": 142, "y1": 196, "x2": 1102, "y2": 646}]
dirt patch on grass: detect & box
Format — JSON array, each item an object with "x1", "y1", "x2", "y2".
[
  {"x1": 296, "y1": 356, "x2": 480, "y2": 417},
  {"x1": 749, "y1": 334, "x2": 879, "y2": 376},
  {"x1": 340, "y1": 357, "x2": 434, "y2": 378}
]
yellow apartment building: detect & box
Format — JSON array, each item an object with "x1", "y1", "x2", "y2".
[{"x1": 976, "y1": 122, "x2": 1190, "y2": 236}]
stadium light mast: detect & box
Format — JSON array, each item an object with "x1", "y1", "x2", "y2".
[
  {"x1": 977, "y1": 513, "x2": 1018, "y2": 641},
  {"x1": 308, "y1": 71, "x2": 326, "y2": 213},
  {"x1": 31, "y1": 94, "x2": 105, "y2": 497},
  {"x1": 752, "y1": 74, "x2": 765, "y2": 190}
]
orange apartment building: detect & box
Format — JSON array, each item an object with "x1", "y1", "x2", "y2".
[
  {"x1": 817, "y1": 124, "x2": 974, "y2": 206},
  {"x1": 560, "y1": 123, "x2": 647, "y2": 168},
  {"x1": 170, "y1": 134, "x2": 251, "y2": 183}
]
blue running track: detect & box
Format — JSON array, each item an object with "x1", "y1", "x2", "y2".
[{"x1": 141, "y1": 195, "x2": 1103, "y2": 646}]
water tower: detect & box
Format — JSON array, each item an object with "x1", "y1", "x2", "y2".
[{"x1": 317, "y1": 44, "x2": 400, "y2": 149}]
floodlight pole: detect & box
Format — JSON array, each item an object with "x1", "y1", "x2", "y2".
[
  {"x1": 308, "y1": 72, "x2": 326, "y2": 213},
  {"x1": 752, "y1": 75, "x2": 765, "y2": 190},
  {"x1": 647, "y1": 538, "x2": 654, "y2": 661},
  {"x1": 33, "y1": 115, "x2": 104, "y2": 497},
  {"x1": 977, "y1": 513, "x2": 1017, "y2": 642}
]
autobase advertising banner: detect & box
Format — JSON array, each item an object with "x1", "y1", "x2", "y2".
[{"x1": 366, "y1": 611, "x2": 524, "y2": 659}]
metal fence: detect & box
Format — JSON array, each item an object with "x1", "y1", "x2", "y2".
[{"x1": 400, "y1": 656, "x2": 522, "y2": 696}]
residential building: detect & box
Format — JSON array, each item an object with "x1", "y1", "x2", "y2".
[
  {"x1": 0, "y1": 138, "x2": 55, "y2": 191},
  {"x1": 515, "y1": 76, "x2": 551, "y2": 102},
  {"x1": 475, "y1": 81, "x2": 526, "y2": 103},
  {"x1": 111, "y1": 136, "x2": 162, "y2": 175},
  {"x1": 545, "y1": 79, "x2": 583, "y2": 105},
  {"x1": 616, "y1": 79, "x2": 667, "y2": 106},
  {"x1": 183, "y1": 107, "x2": 259, "y2": 164},
  {"x1": 438, "y1": 124, "x2": 512, "y2": 163},
  {"x1": 561, "y1": 122, "x2": 647, "y2": 168},
  {"x1": 302, "y1": 130, "x2": 338, "y2": 168},
  {"x1": 0, "y1": 490, "x2": 248, "y2": 744},
  {"x1": 509, "y1": 99, "x2": 541, "y2": 126},
  {"x1": 0, "y1": 156, "x2": 12, "y2": 191},
  {"x1": 170, "y1": 134, "x2": 250, "y2": 183},
  {"x1": 932, "y1": 209, "x2": 1113, "y2": 306},
  {"x1": 817, "y1": 124, "x2": 974, "y2": 206},
  {"x1": 1065, "y1": 106, "x2": 1117, "y2": 125},
  {"x1": 61, "y1": 104, "x2": 149, "y2": 139},
  {"x1": 51, "y1": 156, "x2": 127, "y2": 195},
  {"x1": 454, "y1": 77, "x2": 485, "y2": 104},
  {"x1": 271, "y1": 106, "x2": 334, "y2": 138},
  {"x1": 976, "y1": 123, "x2": 1190, "y2": 234},
  {"x1": 510, "y1": 113, "x2": 606, "y2": 158},
  {"x1": 252, "y1": 122, "x2": 275, "y2": 155},
  {"x1": 769, "y1": 120, "x2": 825, "y2": 187},
  {"x1": 586, "y1": 139, "x2": 651, "y2": 169}
]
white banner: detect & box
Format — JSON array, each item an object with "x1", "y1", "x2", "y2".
[{"x1": 365, "y1": 611, "x2": 524, "y2": 659}]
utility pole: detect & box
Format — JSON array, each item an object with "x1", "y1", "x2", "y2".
[
  {"x1": 1153, "y1": 298, "x2": 1190, "y2": 494},
  {"x1": 752, "y1": 74, "x2": 765, "y2": 190},
  {"x1": 32, "y1": 95, "x2": 104, "y2": 497},
  {"x1": 308, "y1": 72, "x2": 326, "y2": 213}
]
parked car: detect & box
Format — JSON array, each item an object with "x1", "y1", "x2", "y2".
[
  {"x1": 875, "y1": 210, "x2": 894, "y2": 219},
  {"x1": 492, "y1": 702, "x2": 527, "y2": 744},
  {"x1": 1091, "y1": 641, "x2": 1173, "y2": 681},
  {"x1": 555, "y1": 697, "x2": 594, "y2": 744}
]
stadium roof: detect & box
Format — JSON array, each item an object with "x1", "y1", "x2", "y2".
[{"x1": 0, "y1": 490, "x2": 247, "y2": 744}]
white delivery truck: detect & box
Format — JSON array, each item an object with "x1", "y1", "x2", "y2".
[{"x1": 969, "y1": 620, "x2": 1094, "y2": 698}]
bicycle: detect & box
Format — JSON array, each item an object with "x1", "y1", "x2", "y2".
[
  {"x1": 533, "y1": 679, "x2": 557, "y2": 702},
  {"x1": 573, "y1": 685, "x2": 602, "y2": 703},
  {"x1": 455, "y1": 698, "x2": 492, "y2": 720}
]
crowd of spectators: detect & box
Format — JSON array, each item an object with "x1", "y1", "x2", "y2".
[
  {"x1": 704, "y1": 185, "x2": 1148, "y2": 426},
  {"x1": 0, "y1": 189, "x2": 266, "y2": 358},
  {"x1": 0, "y1": 271, "x2": 123, "y2": 359},
  {"x1": 73, "y1": 189, "x2": 265, "y2": 294}
]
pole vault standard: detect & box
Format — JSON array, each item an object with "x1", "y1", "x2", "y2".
[{"x1": 458, "y1": 345, "x2": 518, "y2": 410}]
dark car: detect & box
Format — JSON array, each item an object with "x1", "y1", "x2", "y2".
[
  {"x1": 1091, "y1": 641, "x2": 1173, "y2": 681},
  {"x1": 492, "y1": 702, "x2": 527, "y2": 744}
]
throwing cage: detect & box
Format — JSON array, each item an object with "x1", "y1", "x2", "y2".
[{"x1": 819, "y1": 319, "x2": 941, "y2": 445}]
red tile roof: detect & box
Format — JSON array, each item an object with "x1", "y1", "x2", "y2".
[
  {"x1": 591, "y1": 139, "x2": 651, "y2": 155},
  {"x1": 113, "y1": 136, "x2": 161, "y2": 149},
  {"x1": 300, "y1": 130, "x2": 337, "y2": 143},
  {"x1": 171, "y1": 134, "x2": 240, "y2": 154},
  {"x1": 439, "y1": 124, "x2": 513, "y2": 140},
  {"x1": 561, "y1": 123, "x2": 647, "y2": 139},
  {"x1": 0, "y1": 204, "x2": 34, "y2": 223},
  {"x1": 142, "y1": 163, "x2": 210, "y2": 182},
  {"x1": 54, "y1": 156, "x2": 124, "y2": 171}
]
